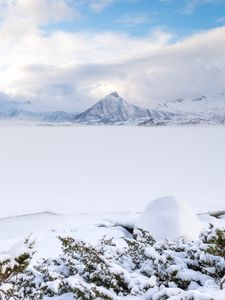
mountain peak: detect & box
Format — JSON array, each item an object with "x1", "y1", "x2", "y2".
[
  {"x1": 98, "y1": 92, "x2": 125, "y2": 107},
  {"x1": 109, "y1": 92, "x2": 120, "y2": 98},
  {"x1": 100, "y1": 92, "x2": 123, "y2": 103},
  {"x1": 75, "y1": 92, "x2": 166, "y2": 124}
]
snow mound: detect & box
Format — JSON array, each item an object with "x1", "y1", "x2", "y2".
[{"x1": 135, "y1": 196, "x2": 202, "y2": 240}]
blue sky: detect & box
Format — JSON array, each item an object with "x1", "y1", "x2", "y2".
[
  {"x1": 0, "y1": 0, "x2": 225, "y2": 111},
  {"x1": 47, "y1": 0, "x2": 225, "y2": 38}
]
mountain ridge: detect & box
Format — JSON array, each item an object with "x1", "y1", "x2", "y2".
[{"x1": 0, "y1": 92, "x2": 224, "y2": 125}]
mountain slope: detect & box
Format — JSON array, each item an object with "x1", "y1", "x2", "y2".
[{"x1": 75, "y1": 92, "x2": 172, "y2": 124}]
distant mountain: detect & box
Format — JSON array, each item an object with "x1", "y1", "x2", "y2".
[
  {"x1": 0, "y1": 101, "x2": 78, "y2": 123},
  {"x1": 155, "y1": 93, "x2": 225, "y2": 114},
  {"x1": 0, "y1": 109, "x2": 37, "y2": 120},
  {"x1": 0, "y1": 91, "x2": 224, "y2": 125},
  {"x1": 152, "y1": 93, "x2": 225, "y2": 125},
  {"x1": 43, "y1": 111, "x2": 78, "y2": 123},
  {"x1": 75, "y1": 92, "x2": 173, "y2": 124}
]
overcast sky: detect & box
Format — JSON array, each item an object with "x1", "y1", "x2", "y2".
[{"x1": 0, "y1": 0, "x2": 225, "y2": 111}]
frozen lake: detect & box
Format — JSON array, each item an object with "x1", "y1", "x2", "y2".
[{"x1": 0, "y1": 125, "x2": 224, "y2": 218}]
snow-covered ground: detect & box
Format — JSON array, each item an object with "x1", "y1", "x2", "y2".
[
  {"x1": 0, "y1": 209, "x2": 225, "y2": 300},
  {"x1": 0, "y1": 124, "x2": 224, "y2": 250},
  {"x1": 0, "y1": 125, "x2": 224, "y2": 299},
  {"x1": 0, "y1": 211, "x2": 136, "y2": 260},
  {"x1": 0, "y1": 125, "x2": 224, "y2": 218},
  {"x1": 0, "y1": 209, "x2": 224, "y2": 261}
]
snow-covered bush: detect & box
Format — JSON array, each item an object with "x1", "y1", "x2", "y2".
[
  {"x1": 30, "y1": 235, "x2": 153, "y2": 299},
  {"x1": 1, "y1": 224, "x2": 225, "y2": 299},
  {"x1": 0, "y1": 237, "x2": 35, "y2": 299},
  {"x1": 138, "y1": 224, "x2": 225, "y2": 292},
  {"x1": 198, "y1": 223, "x2": 225, "y2": 290}
]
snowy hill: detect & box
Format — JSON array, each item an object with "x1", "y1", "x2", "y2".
[{"x1": 75, "y1": 92, "x2": 172, "y2": 124}]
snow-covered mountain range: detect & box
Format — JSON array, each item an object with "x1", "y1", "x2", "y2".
[{"x1": 0, "y1": 92, "x2": 225, "y2": 125}]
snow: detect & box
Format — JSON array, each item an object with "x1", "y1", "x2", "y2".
[
  {"x1": 0, "y1": 125, "x2": 224, "y2": 299},
  {"x1": 0, "y1": 125, "x2": 224, "y2": 218},
  {"x1": 0, "y1": 210, "x2": 224, "y2": 263},
  {"x1": 0, "y1": 211, "x2": 134, "y2": 260},
  {"x1": 0, "y1": 210, "x2": 224, "y2": 299},
  {"x1": 44, "y1": 294, "x2": 74, "y2": 300},
  {"x1": 135, "y1": 196, "x2": 203, "y2": 240}
]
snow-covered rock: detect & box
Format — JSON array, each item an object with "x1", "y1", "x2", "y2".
[{"x1": 134, "y1": 196, "x2": 202, "y2": 240}]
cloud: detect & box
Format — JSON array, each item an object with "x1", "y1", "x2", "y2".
[
  {"x1": 116, "y1": 14, "x2": 152, "y2": 27},
  {"x1": 159, "y1": 0, "x2": 225, "y2": 14},
  {"x1": 87, "y1": 0, "x2": 115, "y2": 13},
  {"x1": 183, "y1": 0, "x2": 224, "y2": 14},
  {"x1": 0, "y1": 0, "x2": 76, "y2": 23},
  {"x1": 0, "y1": 0, "x2": 78, "y2": 38},
  {"x1": 216, "y1": 17, "x2": 225, "y2": 23},
  {"x1": 0, "y1": 27, "x2": 172, "y2": 111},
  {"x1": 0, "y1": 0, "x2": 225, "y2": 111}
]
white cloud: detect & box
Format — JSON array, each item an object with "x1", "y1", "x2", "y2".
[
  {"x1": 0, "y1": 0, "x2": 78, "y2": 38},
  {"x1": 0, "y1": 0, "x2": 76, "y2": 22},
  {"x1": 183, "y1": 0, "x2": 224, "y2": 14},
  {"x1": 0, "y1": 29, "x2": 173, "y2": 110},
  {"x1": 116, "y1": 14, "x2": 152, "y2": 27},
  {"x1": 87, "y1": 0, "x2": 115, "y2": 13},
  {"x1": 0, "y1": 0, "x2": 225, "y2": 111}
]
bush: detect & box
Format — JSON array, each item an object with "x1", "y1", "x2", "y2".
[
  {"x1": 0, "y1": 237, "x2": 35, "y2": 299},
  {"x1": 0, "y1": 224, "x2": 224, "y2": 299}
]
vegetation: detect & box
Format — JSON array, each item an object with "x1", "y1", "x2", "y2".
[{"x1": 0, "y1": 224, "x2": 224, "y2": 299}]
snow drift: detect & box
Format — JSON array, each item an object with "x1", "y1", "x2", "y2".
[{"x1": 135, "y1": 196, "x2": 203, "y2": 240}]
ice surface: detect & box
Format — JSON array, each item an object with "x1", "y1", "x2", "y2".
[{"x1": 0, "y1": 125, "x2": 224, "y2": 218}]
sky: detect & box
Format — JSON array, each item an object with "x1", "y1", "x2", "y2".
[{"x1": 0, "y1": 0, "x2": 225, "y2": 111}]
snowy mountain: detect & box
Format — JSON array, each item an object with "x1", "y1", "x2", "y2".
[
  {"x1": 0, "y1": 102, "x2": 77, "y2": 123},
  {"x1": 43, "y1": 111, "x2": 78, "y2": 123},
  {"x1": 153, "y1": 93, "x2": 225, "y2": 125},
  {"x1": 155, "y1": 93, "x2": 225, "y2": 114},
  {"x1": 0, "y1": 91, "x2": 225, "y2": 125},
  {"x1": 75, "y1": 92, "x2": 172, "y2": 124}
]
